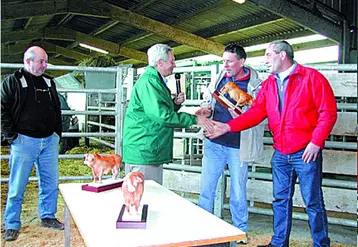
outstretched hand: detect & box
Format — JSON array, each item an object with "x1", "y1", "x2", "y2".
[
  {"x1": 197, "y1": 115, "x2": 214, "y2": 133},
  {"x1": 196, "y1": 115, "x2": 215, "y2": 133},
  {"x1": 204, "y1": 120, "x2": 231, "y2": 139},
  {"x1": 195, "y1": 108, "x2": 212, "y2": 118},
  {"x1": 302, "y1": 142, "x2": 320, "y2": 163}
]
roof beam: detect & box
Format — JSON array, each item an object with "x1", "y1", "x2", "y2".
[
  {"x1": 158, "y1": 29, "x2": 338, "y2": 62},
  {"x1": 170, "y1": 0, "x2": 231, "y2": 24},
  {"x1": 94, "y1": 0, "x2": 164, "y2": 43},
  {"x1": 246, "y1": 39, "x2": 337, "y2": 57},
  {"x1": 129, "y1": 0, "x2": 159, "y2": 12},
  {"x1": 1, "y1": 0, "x2": 68, "y2": 20},
  {"x1": 1, "y1": 54, "x2": 72, "y2": 65},
  {"x1": 1, "y1": 28, "x2": 148, "y2": 63},
  {"x1": 70, "y1": 0, "x2": 162, "y2": 54},
  {"x1": 91, "y1": 20, "x2": 119, "y2": 36},
  {"x1": 1, "y1": 29, "x2": 74, "y2": 44},
  {"x1": 64, "y1": 28, "x2": 148, "y2": 63},
  {"x1": 2, "y1": 41, "x2": 33, "y2": 55},
  {"x1": 174, "y1": 39, "x2": 337, "y2": 61},
  {"x1": 234, "y1": 30, "x2": 317, "y2": 47},
  {"x1": 196, "y1": 13, "x2": 281, "y2": 39},
  {"x1": 76, "y1": 1, "x2": 225, "y2": 56},
  {"x1": 248, "y1": 0, "x2": 341, "y2": 42},
  {"x1": 41, "y1": 42, "x2": 91, "y2": 60},
  {"x1": 1, "y1": 40, "x2": 90, "y2": 61},
  {"x1": 124, "y1": 27, "x2": 316, "y2": 63},
  {"x1": 121, "y1": 0, "x2": 239, "y2": 46},
  {"x1": 23, "y1": 17, "x2": 33, "y2": 30},
  {"x1": 1, "y1": 54, "x2": 25, "y2": 63}
]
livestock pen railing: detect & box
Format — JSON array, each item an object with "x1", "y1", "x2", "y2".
[
  {"x1": 1, "y1": 63, "x2": 356, "y2": 228},
  {"x1": 0, "y1": 63, "x2": 130, "y2": 158},
  {"x1": 163, "y1": 64, "x2": 357, "y2": 228}
]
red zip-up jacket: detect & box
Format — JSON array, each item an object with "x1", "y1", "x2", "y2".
[{"x1": 227, "y1": 64, "x2": 337, "y2": 154}]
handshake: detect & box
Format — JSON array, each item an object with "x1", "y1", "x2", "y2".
[{"x1": 194, "y1": 103, "x2": 236, "y2": 139}]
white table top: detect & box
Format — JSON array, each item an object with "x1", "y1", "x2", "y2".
[{"x1": 59, "y1": 180, "x2": 245, "y2": 247}]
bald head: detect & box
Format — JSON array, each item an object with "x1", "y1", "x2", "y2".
[{"x1": 23, "y1": 46, "x2": 48, "y2": 76}]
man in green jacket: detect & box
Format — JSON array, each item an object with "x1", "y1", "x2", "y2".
[{"x1": 123, "y1": 43, "x2": 212, "y2": 184}]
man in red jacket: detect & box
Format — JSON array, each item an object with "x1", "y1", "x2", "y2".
[{"x1": 205, "y1": 40, "x2": 337, "y2": 247}]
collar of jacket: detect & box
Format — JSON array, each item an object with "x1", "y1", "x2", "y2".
[
  {"x1": 268, "y1": 63, "x2": 305, "y2": 81},
  {"x1": 14, "y1": 68, "x2": 52, "y2": 88},
  {"x1": 145, "y1": 65, "x2": 171, "y2": 93},
  {"x1": 146, "y1": 65, "x2": 162, "y2": 78},
  {"x1": 217, "y1": 66, "x2": 261, "y2": 90}
]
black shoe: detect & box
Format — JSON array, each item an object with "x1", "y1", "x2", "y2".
[
  {"x1": 4, "y1": 229, "x2": 19, "y2": 241},
  {"x1": 257, "y1": 244, "x2": 276, "y2": 247},
  {"x1": 40, "y1": 218, "x2": 64, "y2": 230},
  {"x1": 237, "y1": 237, "x2": 248, "y2": 244}
]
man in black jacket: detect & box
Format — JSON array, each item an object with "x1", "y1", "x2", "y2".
[{"x1": 1, "y1": 46, "x2": 64, "y2": 242}]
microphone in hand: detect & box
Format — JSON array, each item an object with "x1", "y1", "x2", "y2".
[{"x1": 175, "y1": 73, "x2": 181, "y2": 96}]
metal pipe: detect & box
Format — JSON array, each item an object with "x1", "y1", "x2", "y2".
[
  {"x1": 252, "y1": 64, "x2": 357, "y2": 71},
  {"x1": 172, "y1": 131, "x2": 357, "y2": 151},
  {"x1": 173, "y1": 66, "x2": 213, "y2": 73},
  {"x1": 3, "y1": 63, "x2": 356, "y2": 73},
  {"x1": 87, "y1": 106, "x2": 116, "y2": 111},
  {"x1": 164, "y1": 163, "x2": 202, "y2": 172},
  {"x1": 263, "y1": 137, "x2": 357, "y2": 150},
  {"x1": 58, "y1": 88, "x2": 116, "y2": 93},
  {"x1": 115, "y1": 66, "x2": 125, "y2": 156},
  {"x1": 87, "y1": 137, "x2": 115, "y2": 148},
  {"x1": 0, "y1": 175, "x2": 111, "y2": 183},
  {"x1": 178, "y1": 196, "x2": 357, "y2": 227},
  {"x1": 1, "y1": 153, "x2": 116, "y2": 160},
  {"x1": 62, "y1": 110, "x2": 117, "y2": 116},
  {"x1": 164, "y1": 164, "x2": 356, "y2": 189},
  {"x1": 337, "y1": 103, "x2": 357, "y2": 111},
  {"x1": 64, "y1": 132, "x2": 117, "y2": 137},
  {"x1": 0, "y1": 63, "x2": 130, "y2": 72},
  {"x1": 87, "y1": 121, "x2": 116, "y2": 130},
  {"x1": 228, "y1": 205, "x2": 357, "y2": 228},
  {"x1": 174, "y1": 132, "x2": 199, "y2": 138},
  {"x1": 60, "y1": 132, "x2": 115, "y2": 137},
  {"x1": 1, "y1": 156, "x2": 355, "y2": 189}
]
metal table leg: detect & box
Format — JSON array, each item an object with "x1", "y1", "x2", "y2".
[{"x1": 64, "y1": 204, "x2": 71, "y2": 247}]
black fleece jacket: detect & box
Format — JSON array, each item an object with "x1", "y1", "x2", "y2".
[{"x1": 1, "y1": 68, "x2": 62, "y2": 144}]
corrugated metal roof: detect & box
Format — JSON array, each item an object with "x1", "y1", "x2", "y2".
[{"x1": 1, "y1": 0, "x2": 352, "y2": 71}]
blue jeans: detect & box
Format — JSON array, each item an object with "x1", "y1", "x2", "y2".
[
  {"x1": 4, "y1": 133, "x2": 60, "y2": 231},
  {"x1": 270, "y1": 149, "x2": 330, "y2": 247},
  {"x1": 198, "y1": 139, "x2": 248, "y2": 233}
]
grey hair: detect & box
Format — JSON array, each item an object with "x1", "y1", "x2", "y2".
[
  {"x1": 147, "y1": 44, "x2": 173, "y2": 67},
  {"x1": 23, "y1": 47, "x2": 37, "y2": 64},
  {"x1": 269, "y1": 40, "x2": 294, "y2": 64}
]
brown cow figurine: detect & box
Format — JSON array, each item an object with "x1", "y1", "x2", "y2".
[
  {"x1": 220, "y1": 81, "x2": 253, "y2": 107},
  {"x1": 83, "y1": 153, "x2": 122, "y2": 183},
  {"x1": 122, "y1": 172, "x2": 145, "y2": 215}
]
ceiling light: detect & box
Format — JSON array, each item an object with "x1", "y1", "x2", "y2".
[
  {"x1": 233, "y1": 0, "x2": 246, "y2": 4},
  {"x1": 79, "y1": 43, "x2": 109, "y2": 54}
]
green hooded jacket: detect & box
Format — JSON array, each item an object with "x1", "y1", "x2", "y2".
[{"x1": 123, "y1": 66, "x2": 197, "y2": 165}]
